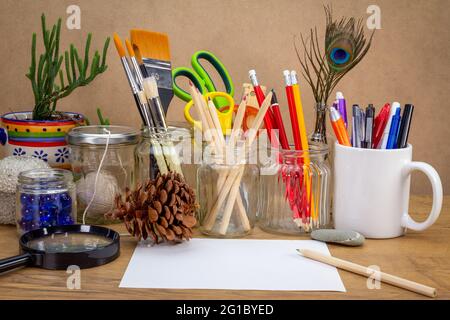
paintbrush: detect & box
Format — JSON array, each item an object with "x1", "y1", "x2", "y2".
[
  {"x1": 113, "y1": 33, "x2": 152, "y2": 127},
  {"x1": 142, "y1": 75, "x2": 183, "y2": 176},
  {"x1": 114, "y1": 33, "x2": 167, "y2": 179},
  {"x1": 125, "y1": 39, "x2": 144, "y2": 89},
  {"x1": 130, "y1": 29, "x2": 173, "y2": 115},
  {"x1": 142, "y1": 76, "x2": 167, "y2": 130}
]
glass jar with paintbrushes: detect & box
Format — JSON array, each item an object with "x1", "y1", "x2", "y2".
[
  {"x1": 135, "y1": 126, "x2": 191, "y2": 185},
  {"x1": 113, "y1": 33, "x2": 189, "y2": 184}
]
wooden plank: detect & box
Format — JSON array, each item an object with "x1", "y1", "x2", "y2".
[{"x1": 0, "y1": 195, "x2": 448, "y2": 299}]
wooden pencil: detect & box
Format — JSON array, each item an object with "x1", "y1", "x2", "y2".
[{"x1": 297, "y1": 249, "x2": 437, "y2": 298}]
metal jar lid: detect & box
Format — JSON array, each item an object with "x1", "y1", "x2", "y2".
[{"x1": 67, "y1": 125, "x2": 140, "y2": 145}]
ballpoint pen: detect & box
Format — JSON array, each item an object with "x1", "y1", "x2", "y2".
[
  {"x1": 396, "y1": 104, "x2": 414, "y2": 148},
  {"x1": 364, "y1": 104, "x2": 375, "y2": 148},
  {"x1": 372, "y1": 103, "x2": 390, "y2": 148},
  {"x1": 351, "y1": 105, "x2": 358, "y2": 147},
  {"x1": 386, "y1": 107, "x2": 401, "y2": 149},
  {"x1": 336, "y1": 92, "x2": 348, "y2": 128},
  {"x1": 352, "y1": 105, "x2": 363, "y2": 148},
  {"x1": 378, "y1": 102, "x2": 401, "y2": 149},
  {"x1": 330, "y1": 107, "x2": 351, "y2": 146}
]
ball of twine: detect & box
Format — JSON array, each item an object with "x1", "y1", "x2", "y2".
[{"x1": 76, "y1": 171, "x2": 119, "y2": 218}]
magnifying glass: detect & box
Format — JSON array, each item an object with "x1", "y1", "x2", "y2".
[{"x1": 0, "y1": 225, "x2": 120, "y2": 274}]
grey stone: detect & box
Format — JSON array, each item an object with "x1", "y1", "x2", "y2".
[{"x1": 311, "y1": 229, "x2": 365, "y2": 246}]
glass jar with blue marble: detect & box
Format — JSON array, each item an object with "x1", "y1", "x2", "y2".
[{"x1": 16, "y1": 168, "x2": 76, "y2": 235}]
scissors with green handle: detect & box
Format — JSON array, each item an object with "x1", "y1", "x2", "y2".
[{"x1": 172, "y1": 51, "x2": 234, "y2": 107}]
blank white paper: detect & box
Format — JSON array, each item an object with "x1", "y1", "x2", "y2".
[{"x1": 119, "y1": 238, "x2": 346, "y2": 292}]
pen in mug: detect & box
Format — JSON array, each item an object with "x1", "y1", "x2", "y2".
[
  {"x1": 396, "y1": 104, "x2": 414, "y2": 148},
  {"x1": 363, "y1": 104, "x2": 375, "y2": 148},
  {"x1": 352, "y1": 105, "x2": 364, "y2": 148},
  {"x1": 386, "y1": 107, "x2": 402, "y2": 149},
  {"x1": 359, "y1": 108, "x2": 365, "y2": 147},
  {"x1": 336, "y1": 92, "x2": 348, "y2": 128},
  {"x1": 330, "y1": 107, "x2": 351, "y2": 146},
  {"x1": 351, "y1": 105, "x2": 358, "y2": 147},
  {"x1": 372, "y1": 103, "x2": 391, "y2": 148},
  {"x1": 378, "y1": 102, "x2": 400, "y2": 149}
]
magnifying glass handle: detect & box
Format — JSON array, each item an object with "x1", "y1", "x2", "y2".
[{"x1": 0, "y1": 253, "x2": 32, "y2": 274}]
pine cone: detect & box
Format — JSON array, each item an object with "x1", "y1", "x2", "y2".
[{"x1": 112, "y1": 172, "x2": 198, "y2": 243}]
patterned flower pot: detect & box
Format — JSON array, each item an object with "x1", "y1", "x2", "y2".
[{"x1": 0, "y1": 111, "x2": 84, "y2": 168}]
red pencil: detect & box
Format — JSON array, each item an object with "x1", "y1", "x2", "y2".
[
  {"x1": 249, "y1": 70, "x2": 278, "y2": 147},
  {"x1": 270, "y1": 90, "x2": 290, "y2": 150},
  {"x1": 283, "y1": 70, "x2": 302, "y2": 150}
]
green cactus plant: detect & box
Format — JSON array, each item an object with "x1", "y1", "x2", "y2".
[
  {"x1": 26, "y1": 14, "x2": 110, "y2": 120},
  {"x1": 84, "y1": 108, "x2": 110, "y2": 126}
]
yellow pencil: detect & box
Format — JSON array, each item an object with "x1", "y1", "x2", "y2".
[{"x1": 291, "y1": 71, "x2": 317, "y2": 225}]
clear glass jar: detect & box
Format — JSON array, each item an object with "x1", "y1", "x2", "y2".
[
  {"x1": 310, "y1": 102, "x2": 328, "y2": 144},
  {"x1": 135, "y1": 126, "x2": 194, "y2": 186},
  {"x1": 259, "y1": 143, "x2": 332, "y2": 234},
  {"x1": 68, "y1": 125, "x2": 139, "y2": 225},
  {"x1": 197, "y1": 150, "x2": 259, "y2": 238},
  {"x1": 16, "y1": 168, "x2": 76, "y2": 235}
]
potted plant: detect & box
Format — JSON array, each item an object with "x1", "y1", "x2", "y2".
[{"x1": 0, "y1": 14, "x2": 109, "y2": 168}]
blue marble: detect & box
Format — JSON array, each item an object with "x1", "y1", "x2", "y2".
[{"x1": 18, "y1": 192, "x2": 73, "y2": 232}]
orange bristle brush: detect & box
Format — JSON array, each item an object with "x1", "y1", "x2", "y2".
[{"x1": 130, "y1": 29, "x2": 172, "y2": 115}]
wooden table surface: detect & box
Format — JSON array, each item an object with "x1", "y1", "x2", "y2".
[{"x1": 0, "y1": 195, "x2": 448, "y2": 300}]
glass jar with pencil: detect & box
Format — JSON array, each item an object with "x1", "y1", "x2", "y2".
[
  {"x1": 259, "y1": 143, "x2": 332, "y2": 234},
  {"x1": 197, "y1": 145, "x2": 259, "y2": 237}
]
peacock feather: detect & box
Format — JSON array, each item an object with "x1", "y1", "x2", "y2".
[{"x1": 295, "y1": 6, "x2": 374, "y2": 105}]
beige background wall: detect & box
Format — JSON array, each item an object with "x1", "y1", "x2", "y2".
[{"x1": 0, "y1": 0, "x2": 448, "y2": 194}]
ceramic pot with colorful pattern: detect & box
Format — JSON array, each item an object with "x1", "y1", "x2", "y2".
[{"x1": 0, "y1": 111, "x2": 84, "y2": 168}]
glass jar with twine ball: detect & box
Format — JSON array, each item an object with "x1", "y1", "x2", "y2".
[{"x1": 67, "y1": 125, "x2": 139, "y2": 225}]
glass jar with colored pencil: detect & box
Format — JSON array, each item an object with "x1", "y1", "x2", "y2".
[{"x1": 259, "y1": 143, "x2": 332, "y2": 234}]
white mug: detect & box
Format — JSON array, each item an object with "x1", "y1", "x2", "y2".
[{"x1": 333, "y1": 143, "x2": 443, "y2": 239}]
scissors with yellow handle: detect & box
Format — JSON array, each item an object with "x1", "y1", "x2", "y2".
[{"x1": 184, "y1": 91, "x2": 234, "y2": 134}]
